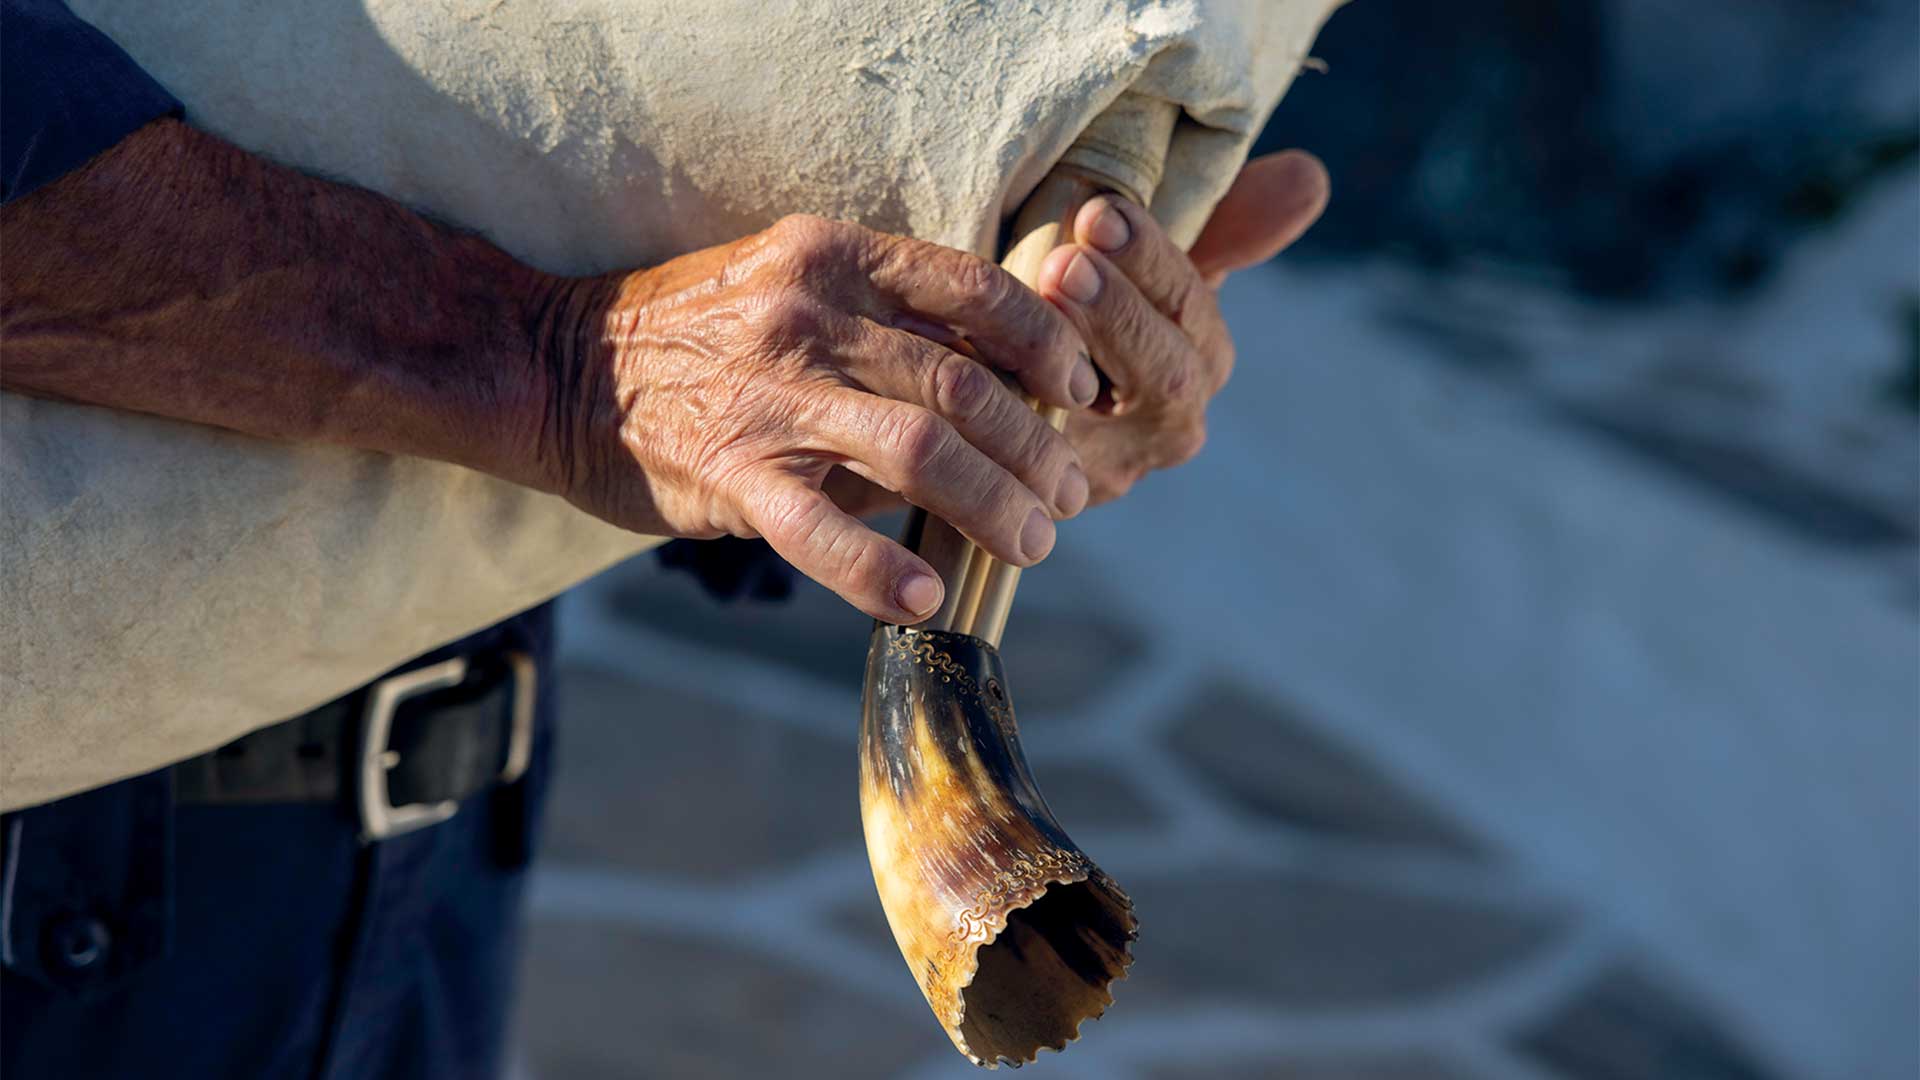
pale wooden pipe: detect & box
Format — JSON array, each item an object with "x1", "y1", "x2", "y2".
[
  {"x1": 912, "y1": 93, "x2": 1178, "y2": 642},
  {"x1": 862, "y1": 94, "x2": 1178, "y2": 1068}
]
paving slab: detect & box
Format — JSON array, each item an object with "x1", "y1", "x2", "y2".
[
  {"x1": 1517, "y1": 963, "x2": 1778, "y2": 1080},
  {"x1": 1021, "y1": 758, "x2": 1168, "y2": 832},
  {"x1": 516, "y1": 920, "x2": 932, "y2": 1080},
  {"x1": 1163, "y1": 680, "x2": 1483, "y2": 854},
  {"x1": 542, "y1": 665, "x2": 856, "y2": 883},
  {"x1": 1145, "y1": 1060, "x2": 1478, "y2": 1080},
  {"x1": 1118, "y1": 867, "x2": 1565, "y2": 1010}
]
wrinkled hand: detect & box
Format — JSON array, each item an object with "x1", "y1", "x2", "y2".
[
  {"x1": 541, "y1": 215, "x2": 1095, "y2": 622},
  {"x1": 1037, "y1": 150, "x2": 1330, "y2": 502}
]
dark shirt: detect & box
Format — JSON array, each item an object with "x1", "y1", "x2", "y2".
[{"x1": 1, "y1": 0, "x2": 180, "y2": 203}]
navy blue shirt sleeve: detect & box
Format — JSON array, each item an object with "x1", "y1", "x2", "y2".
[{"x1": 1, "y1": 0, "x2": 181, "y2": 204}]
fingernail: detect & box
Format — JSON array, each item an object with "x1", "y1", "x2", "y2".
[
  {"x1": 1087, "y1": 201, "x2": 1131, "y2": 253},
  {"x1": 895, "y1": 572, "x2": 942, "y2": 618},
  {"x1": 1056, "y1": 465, "x2": 1089, "y2": 518},
  {"x1": 1059, "y1": 251, "x2": 1102, "y2": 304},
  {"x1": 1020, "y1": 508, "x2": 1056, "y2": 563},
  {"x1": 1070, "y1": 352, "x2": 1099, "y2": 406}
]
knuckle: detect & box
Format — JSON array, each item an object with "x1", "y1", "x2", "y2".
[
  {"x1": 756, "y1": 483, "x2": 824, "y2": 546},
  {"x1": 1108, "y1": 291, "x2": 1157, "y2": 355},
  {"x1": 1015, "y1": 415, "x2": 1069, "y2": 475},
  {"x1": 878, "y1": 405, "x2": 951, "y2": 474},
  {"x1": 770, "y1": 212, "x2": 834, "y2": 247},
  {"x1": 1159, "y1": 354, "x2": 1199, "y2": 403},
  {"x1": 1167, "y1": 421, "x2": 1207, "y2": 465},
  {"x1": 1096, "y1": 469, "x2": 1135, "y2": 502},
  {"x1": 811, "y1": 513, "x2": 864, "y2": 574},
  {"x1": 930, "y1": 353, "x2": 994, "y2": 423},
  {"x1": 1163, "y1": 270, "x2": 1200, "y2": 327},
  {"x1": 1211, "y1": 339, "x2": 1236, "y2": 394},
  {"x1": 751, "y1": 292, "x2": 827, "y2": 346},
  {"x1": 953, "y1": 254, "x2": 1016, "y2": 312},
  {"x1": 769, "y1": 214, "x2": 852, "y2": 275},
  {"x1": 840, "y1": 536, "x2": 888, "y2": 592}
]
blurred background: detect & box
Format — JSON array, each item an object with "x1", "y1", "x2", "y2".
[{"x1": 510, "y1": 2, "x2": 1918, "y2": 1077}]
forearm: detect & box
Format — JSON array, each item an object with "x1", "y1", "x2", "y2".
[{"x1": 0, "y1": 117, "x2": 583, "y2": 490}]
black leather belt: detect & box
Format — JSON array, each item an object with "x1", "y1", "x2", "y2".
[{"x1": 173, "y1": 649, "x2": 536, "y2": 843}]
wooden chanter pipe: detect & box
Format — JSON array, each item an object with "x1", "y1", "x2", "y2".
[{"x1": 859, "y1": 93, "x2": 1178, "y2": 1067}]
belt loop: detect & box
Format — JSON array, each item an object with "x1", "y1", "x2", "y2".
[
  {"x1": 489, "y1": 650, "x2": 541, "y2": 871},
  {"x1": 2, "y1": 817, "x2": 24, "y2": 968},
  {"x1": 489, "y1": 781, "x2": 533, "y2": 871}
]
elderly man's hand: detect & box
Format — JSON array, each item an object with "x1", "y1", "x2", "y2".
[
  {"x1": 535, "y1": 154, "x2": 1328, "y2": 622},
  {"x1": 539, "y1": 215, "x2": 1096, "y2": 623},
  {"x1": 1038, "y1": 150, "x2": 1329, "y2": 502},
  {"x1": 3, "y1": 116, "x2": 1323, "y2": 626},
  {"x1": 757, "y1": 151, "x2": 1329, "y2": 525}
]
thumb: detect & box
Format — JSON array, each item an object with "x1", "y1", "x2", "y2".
[{"x1": 1187, "y1": 150, "x2": 1330, "y2": 283}]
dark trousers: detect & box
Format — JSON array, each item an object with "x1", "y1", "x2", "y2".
[{"x1": 1, "y1": 605, "x2": 556, "y2": 1080}]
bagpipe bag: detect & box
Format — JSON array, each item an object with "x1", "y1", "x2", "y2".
[{"x1": 3, "y1": 0, "x2": 1343, "y2": 808}]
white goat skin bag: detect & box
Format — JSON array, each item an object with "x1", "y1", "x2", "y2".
[{"x1": 2, "y1": 0, "x2": 1344, "y2": 809}]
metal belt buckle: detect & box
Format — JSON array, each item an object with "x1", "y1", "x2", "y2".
[{"x1": 357, "y1": 651, "x2": 537, "y2": 843}]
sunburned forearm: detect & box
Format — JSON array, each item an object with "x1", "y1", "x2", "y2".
[{"x1": 0, "y1": 117, "x2": 574, "y2": 490}]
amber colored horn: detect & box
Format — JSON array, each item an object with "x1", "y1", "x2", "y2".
[
  {"x1": 859, "y1": 625, "x2": 1136, "y2": 1066},
  {"x1": 857, "y1": 94, "x2": 1177, "y2": 1068}
]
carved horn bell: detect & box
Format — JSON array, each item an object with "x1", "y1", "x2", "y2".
[{"x1": 858, "y1": 624, "x2": 1136, "y2": 1067}]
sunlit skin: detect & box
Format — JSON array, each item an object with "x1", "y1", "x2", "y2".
[
  {"x1": 555, "y1": 151, "x2": 1329, "y2": 623},
  {"x1": 1053, "y1": 151, "x2": 1332, "y2": 502},
  {"x1": 1, "y1": 118, "x2": 1326, "y2": 626},
  {"x1": 826, "y1": 151, "x2": 1332, "y2": 513}
]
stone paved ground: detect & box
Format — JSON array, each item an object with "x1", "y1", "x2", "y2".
[
  {"x1": 511, "y1": 559, "x2": 1780, "y2": 1080},
  {"x1": 508, "y1": 210, "x2": 1916, "y2": 1077}
]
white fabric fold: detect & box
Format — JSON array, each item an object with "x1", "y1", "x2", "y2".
[{"x1": 4, "y1": 0, "x2": 1344, "y2": 809}]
